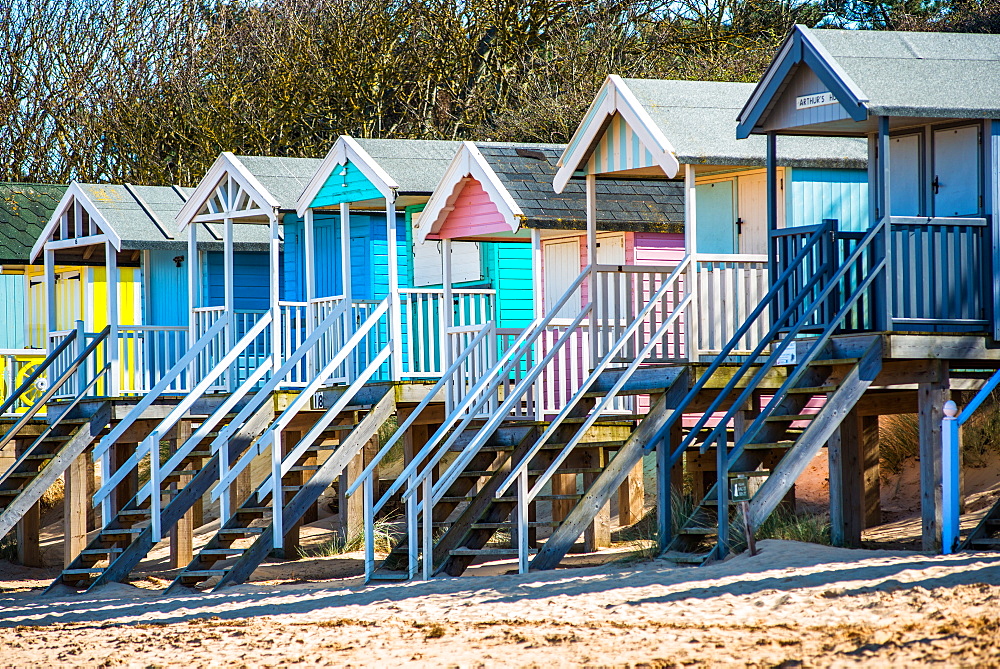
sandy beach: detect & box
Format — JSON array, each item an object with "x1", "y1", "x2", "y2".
[{"x1": 2, "y1": 540, "x2": 1000, "y2": 667}]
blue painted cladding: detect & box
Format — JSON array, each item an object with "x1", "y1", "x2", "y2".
[
  {"x1": 360, "y1": 212, "x2": 410, "y2": 299},
  {"x1": 204, "y1": 251, "x2": 272, "y2": 310},
  {"x1": 0, "y1": 274, "x2": 26, "y2": 348},
  {"x1": 147, "y1": 250, "x2": 190, "y2": 326},
  {"x1": 311, "y1": 160, "x2": 383, "y2": 208},
  {"x1": 282, "y1": 212, "x2": 344, "y2": 302},
  {"x1": 787, "y1": 168, "x2": 869, "y2": 232},
  {"x1": 482, "y1": 242, "x2": 534, "y2": 328}
]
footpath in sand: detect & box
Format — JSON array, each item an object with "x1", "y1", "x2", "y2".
[{"x1": 2, "y1": 540, "x2": 1000, "y2": 667}]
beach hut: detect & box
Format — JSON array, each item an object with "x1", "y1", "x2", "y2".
[
  {"x1": 719, "y1": 26, "x2": 1000, "y2": 556},
  {"x1": 292, "y1": 136, "x2": 535, "y2": 382},
  {"x1": 355, "y1": 77, "x2": 872, "y2": 580},
  {"x1": 0, "y1": 183, "x2": 67, "y2": 416}
]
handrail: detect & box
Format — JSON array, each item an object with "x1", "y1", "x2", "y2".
[
  {"x1": 495, "y1": 256, "x2": 692, "y2": 500},
  {"x1": 0, "y1": 326, "x2": 111, "y2": 452},
  {"x1": 0, "y1": 364, "x2": 111, "y2": 487},
  {"x1": 347, "y1": 265, "x2": 593, "y2": 507},
  {"x1": 0, "y1": 329, "x2": 79, "y2": 417},
  {"x1": 211, "y1": 297, "x2": 391, "y2": 501},
  {"x1": 92, "y1": 314, "x2": 267, "y2": 506},
  {"x1": 344, "y1": 322, "x2": 495, "y2": 500},
  {"x1": 413, "y1": 303, "x2": 594, "y2": 505},
  {"x1": 92, "y1": 316, "x2": 229, "y2": 462},
  {"x1": 942, "y1": 368, "x2": 1000, "y2": 554},
  {"x1": 644, "y1": 220, "x2": 837, "y2": 460}
]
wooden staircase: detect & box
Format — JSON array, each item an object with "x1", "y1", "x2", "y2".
[
  {"x1": 0, "y1": 403, "x2": 112, "y2": 542},
  {"x1": 665, "y1": 338, "x2": 882, "y2": 563},
  {"x1": 166, "y1": 388, "x2": 397, "y2": 593},
  {"x1": 49, "y1": 401, "x2": 278, "y2": 592},
  {"x1": 962, "y1": 495, "x2": 1000, "y2": 552}
]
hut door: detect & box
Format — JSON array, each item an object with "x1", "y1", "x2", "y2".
[
  {"x1": 890, "y1": 134, "x2": 922, "y2": 216},
  {"x1": 595, "y1": 233, "x2": 626, "y2": 323},
  {"x1": 933, "y1": 125, "x2": 981, "y2": 217},
  {"x1": 737, "y1": 173, "x2": 770, "y2": 255},
  {"x1": 694, "y1": 181, "x2": 736, "y2": 254},
  {"x1": 543, "y1": 237, "x2": 582, "y2": 319}
]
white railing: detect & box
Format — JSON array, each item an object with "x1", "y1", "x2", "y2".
[
  {"x1": 444, "y1": 323, "x2": 500, "y2": 418},
  {"x1": 116, "y1": 326, "x2": 189, "y2": 395},
  {"x1": 192, "y1": 306, "x2": 269, "y2": 393},
  {"x1": 0, "y1": 349, "x2": 47, "y2": 416},
  {"x1": 691, "y1": 254, "x2": 769, "y2": 358},
  {"x1": 48, "y1": 327, "x2": 108, "y2": 399},
  {"x1": 279, "y1": 301, "x2": 309, "y2": 386},
  {"x1": 399, "y1": 288, "x2": 496, "y2": 378}
]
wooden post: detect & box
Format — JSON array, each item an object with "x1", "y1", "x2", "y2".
[
  {"x1": 64, "y1": 451, "x2": 88, "y2": 567},
  {"x1": 105, "y1": 241, "x2": 119, "y2": 397},
  {"x1": 583, "y1": 447, "x2": 611, "y2": 551},
  {"x1": 828, "y1": 408, "x2": 863, "y2": 547},
  {"x1": 14, "y1": 439, "x2": 42, "y2": 567},
  {"x1": 919, "y1": 362, "x2": 949, "y2": 552},
  {"x1": 684, "y1": 163, "x2": 699, "y2": 361},
  {"x1": 618, "y1": 460, "x2": 644, "y2": 527},
  {"x1": 385, "y1": 196, "x2": 402, "y2": 381},
  {"x1": 168, "y1": 421, "x2": 194, "y2": 569},
  {"x1": 861, "y1": 415, "x2": 882, "y2": 527},
  {"x1": 551, "y1": 471, "x2": 576, "y2": 523},
  {"x1": 223, "y1": 215, "x2": 235, "y2": 391}
]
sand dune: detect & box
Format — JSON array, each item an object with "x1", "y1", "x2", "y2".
[{"x1": 2, "y1": 540, "x2": 1000, "y2": 666}]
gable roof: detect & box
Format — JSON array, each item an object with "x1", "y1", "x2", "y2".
[
  {"x1": 558, "y1": 76, "x2": 867, "y2": 188},
  {"x1": 738, "y1": 26, "x2": 1000, "y2": 137},
  {"x1": 233, "y1": 155, "x2": 324, "y2": 209},
  {"x1": 416, "y1": 141, "x2": 684, "y2": 243},
  {"x1": 297, "y1": 136, "x2": 463, "y2": 216},
  {"x1": 0, "y1": 183, "x2": 67, "y2": 264}
]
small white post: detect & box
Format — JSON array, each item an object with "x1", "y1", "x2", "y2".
[
  {"x1": 44, "y1": 248, "x2": 56, "y2": 349},
  {"x1": 149, "y1": 435, "x2": 161, "y2": 542},
  {"x1": 269, "y1": 215, "x2": 282, "y2": 375},
  {"x1": 531, "y1": 228, "x2": 543, "y2": 421},
  {"x1": 223, "y1": 216, "x2": 235, "y2": 390},
  {"x1": 75, "y1": 319, "x2": 86, "y2": 396},
  {"x1": 442, "y1": 238, "x2": 453, "y2": 400},
  {"x1": 684, "y1": 163, "x2": 699, "y2": 361},
  {"x1": 941, "y1": 400, "x2": 960, "y2": 554},
  {"x1": 105, "y1": 241, "x2": 119, "y2": 397},
  {"x1": 386, "y1": 195, "x2": 402, "y2": 380},
  {"x1": 406, "y1": 474, "x2": 418, "y2": 578},
  {"x1": 422, "y1": 475, "x2": 433, "y2": 580},
  {"x1": 271, "y1": 432, "x2": 284, "y2": 549},
  {"x1": 187, "y1": 223, "x2": 199, "y2": 386},
  {"x1": 586, "y1": 173, "x2": 597, "y2": 371},
  {"x1": 365, "y1": 474, "x2": 376, "y2": 578},
  {"x1": 517, "y1": 470, "x2": 529, "y2": 574},
  {"x1": 340, "y1": 203, "x2": 354, "y2": 380},
  {"x1": 304, "y1": 208, "x2": 316, "y2": 377}
]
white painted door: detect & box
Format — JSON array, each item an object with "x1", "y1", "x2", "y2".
[
  {"x1": 737, "y1": 172, "x2": 774, "y2": 254},
  {"x1": 934, "y1": 125, "x2": 981, "y2": 217},
  {"x1": 595, "y1": 233, "x2": 626, "y2": 322},
  {"x1": 543, "y1": 237, "x2": 582, "y2": 319},
  {"x1": 890, "y1": 133, "x2": 922, "y2": 216},
  {"x1": 412, "y1": 240, "x2": 482, "y2": 286}
]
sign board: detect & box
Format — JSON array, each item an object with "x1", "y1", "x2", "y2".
[
  {"x1": 796, "y1": 92, "x2": 838, "y2": 111},
  {"x1": 731, "y1": 475, "x2": 751, "y2": 502},
  {"x1": 775, "y1": 341, "x2": 797, "y2": 366}
]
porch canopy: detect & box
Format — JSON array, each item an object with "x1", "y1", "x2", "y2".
[
  {"x1": 415, "y1": 141, "x2": 683, "y2": 245},
  {"x1": 296, "y1": 136, "x2": 463, "y2": 380},
  {"x1": 736, "y1": 26, "x2": 1000, "y2": 336},
  {"x1": 175, "y1": 152, "x2": 321, "y2": 372}
]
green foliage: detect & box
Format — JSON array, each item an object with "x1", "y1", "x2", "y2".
[
  {"x1": 879, "y1": 414, "x2": 920, "y2": 476},
  {"x1": 0, "y1": 533, "x2": 17, "y2": 562},
  {"x1": 297, "y1": 516, "x2": 400, "y2": 557}
]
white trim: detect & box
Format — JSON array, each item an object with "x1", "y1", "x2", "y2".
[
  {"x1": 414, "y1": 141, "x2": 524, "y2": 244},
  {"x1": 554, "y1": 75, "x2": 680, "y2": 193},
  {"x1": 30, "y1": 183, "x2": 123, "y2": 262},
  {"x1": 175, "y1": 152, "x2": 281, "y2": 230},
  {"x1": 294, "y1": 135, "x2": 400, "y2": 217}
]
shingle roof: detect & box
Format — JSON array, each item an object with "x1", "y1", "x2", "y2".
[
  {"x1": 233, "y1": 156, "x2": 324, "y2": 210},
  {"x1": 0, "y1": 183, "x2": 67, "y2": 263},
  {"x1": 73, "y1": 183, "x2": 269, "y2": 252},
  {"x1": 804, "y1": 27, "x2": 1000, "y2": 119},
  {"x1": 477, "y1": 143, "x2": 684, "y2": 231},
  {"x1": 622, "y1": 79, "x2": 867, "y2": 168},
  {"x1": 355, "y1": 139, "x2": 464, "y2": 193}
]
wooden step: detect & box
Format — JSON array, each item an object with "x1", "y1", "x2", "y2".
[
  {"x1": 481, "y1": 439, "x2": 626, "y2": 452},
  {"x1": 235, "y1": 507, "x2": 271, "y2": 516},
  {"x1": 449, "y1": 548, "x2": 538, "y2": 557},
  {"x1": 62, "y1": 567, "x2": 104, "y2": 575},
  {"x1": 969, "y1": 538, "x2": 1000, "y2": 548},
  {"x1": 100, "y1": 528, "x2": 144, "y2": 538},
  {"x1": 787, "y1": 385, "x2": 838, "y2": 394},
  {"x1": 81, "y1": 547, "x2": 123, "y2": 556},
  {"x1": 218, "y1": 527, "x2": 265, "y2": 537},
  {"x1": 665, "y1": 553, "x2": 709, "y2": 564},
  {"x1": 199, "y1": 548, "x2": 245, "y2": 556},
  {"x1": 764, "y1": 413, "x2": 818, "y2": 422},
  {"x1": 179, "y1": 569, "x2": 227, "y2": 579},
  {"x1": 744, "y1": 441, "x2": 796, "y2": 450},
  {"x1": 809, "y1": 357, "x2": 859, "y2": 367},
  {"x1": 679, "y1": 527, "x2": 716, "y2": 536}
]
